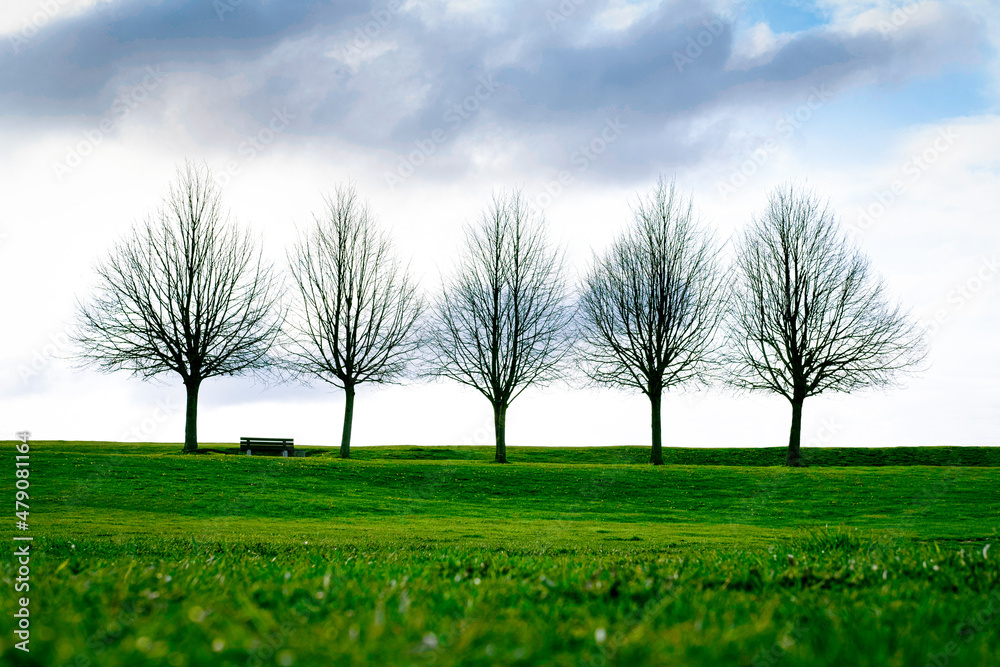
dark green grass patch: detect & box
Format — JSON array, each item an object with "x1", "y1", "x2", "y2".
[
  {"x1": 17, "y1": 441, "x2": 1000, "y2": 466},
  {"x1": 340, "y1": 444, "x2": 1000, "y2": 467}
]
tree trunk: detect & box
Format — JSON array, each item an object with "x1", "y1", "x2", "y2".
[
  {"x1": 493, "y1": 401, "x2": 508, "y2": 463},
  {"x1": 649, "y1": 388, "x2": 663, "y2": 465},
  {"x1": 183, "y1": 378, "x2": 200, "y2": 453},
  {"x1": 786, "y1": 396, "x2": 804, "y2": 467},
  {"x1": 340, "y1": 382, "x2": 355, "y2": 459}
]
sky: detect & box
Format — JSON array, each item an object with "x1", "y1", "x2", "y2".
[{"x1": 1, "y1": 0, "x2": 998, "y2": 449}]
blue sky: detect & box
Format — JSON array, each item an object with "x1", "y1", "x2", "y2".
[
  {"x1": 1, "y1": 0, "x2": 998, "y2": 448},
  {"x1": 745, "y1": 0, "x2": 830, "y2": 33}
]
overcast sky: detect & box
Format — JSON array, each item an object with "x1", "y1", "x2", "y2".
[{"x1": 2, "y1": 0, "x2": 997, "y2": 449}]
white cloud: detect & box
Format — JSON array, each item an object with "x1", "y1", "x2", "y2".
[
  {"x1": 0, "y1": 0, "x2": 112, "y2": 37},
  {"x1": 588, "y1": 0, "x2": 661, "y2": 32},
  {"x1": 326, "y1": 40, "x2": 400, "y2": 73},
  {"x1": 725, "y1": 21, "x2": 793, "y2": 70}
]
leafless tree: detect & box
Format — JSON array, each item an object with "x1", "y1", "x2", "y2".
[
  {"x1": 285, "y1": 184, "x2": 424, "y2": 459},
  {"x1": 428, "y1": 190, "x2": 573, "y2": 463},
  {"x1": 73, "y1": 161, "x2": 284, "y2": 453},
  {"x1": 577, "y1": 178, "x2": 726, "y2": 465},
  {"x1": 726, "y1": 184, "x2": 925, "y2": 466}
]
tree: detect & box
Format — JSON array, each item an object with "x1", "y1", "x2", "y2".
[
  {"x1": 73, "y1": 161, "x2": 284, "y2": 453},
  {"x1": 577, "y1": 178, "x2": 726, "y2": 465},
  {"x1": 726, "y1": 185, "x2": 925, "y2": 466},
  {"x1": 285, "y1": 184, "x2": 424, "y2": 459},
  {"x1": 429, "y1": 190, "x2": 573, "y2": 463}
]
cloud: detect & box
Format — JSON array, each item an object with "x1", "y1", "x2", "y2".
[
  {"x1": 0, "y1": 0, "x2": 992, "y2": 184},
  {"x1": 0, "y1": 0, "x2": 365, "y2": 104}
]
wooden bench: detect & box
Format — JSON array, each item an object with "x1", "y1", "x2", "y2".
[{"x1": 240, "y1": 437, "x2": 294, "y2": 457}]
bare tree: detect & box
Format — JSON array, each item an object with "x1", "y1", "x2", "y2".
[
  {"x1": 285, "y1": 184, "x2": 424, "y2": 459},
  {"x1": 73, "y1": 161, "x2": 284, "y2": 453},
  {"x1": 429, "y1": 190, "x2": 573, "y2": 463},
  {"x1": 577, "y1": 178, "x2": 726, "y2": 465},
  {"x1": 726, "y1": 185, "x2": 925, "y2": 466}
]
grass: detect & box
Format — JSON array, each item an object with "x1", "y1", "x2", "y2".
[
  {"x1": 34, "y1": 441, "x2": 1000, "y2": 466},
  {"x1": 2, "y1": 441, "x2": 999, "y2": 666}
]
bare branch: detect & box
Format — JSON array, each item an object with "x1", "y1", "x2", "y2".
[
  {"x1": 576, "y1": 177, "x2": 726, "y2": 463},
  {"x1": 72, "y1": 161, "x2": 285, "y2": 452},
  {"x1": 725, "y1": 183, "x2": 926, "y2": 465},
  {"x1": 427, "y1": 189, "x2": 574, "y2": 462},
  {"x1": 283, "y1": 183, "x2": 425, "y2": 457}
]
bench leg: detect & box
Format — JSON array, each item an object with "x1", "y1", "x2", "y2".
[
  {"x1": 246, "y1": 450, "x2": 252, "y2": 456},
  {"x1": 283, "y1": 450, "x2": 288, "y2": 457}
]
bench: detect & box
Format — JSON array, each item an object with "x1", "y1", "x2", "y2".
[{"x1": 240, "y1": 437, "x2": 294, "y2": 457}]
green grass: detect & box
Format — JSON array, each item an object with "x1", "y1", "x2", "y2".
[
  {"x1": 2, "y1": 442, "x2": 999, "y2": 666},
  {"x1": 33, "y1": 441, "x2": 1000, "y2": 466}
]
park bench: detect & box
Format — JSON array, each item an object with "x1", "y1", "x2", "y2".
[{"x1": 240, "y1": 437, "x2": 294, "y2": 457}]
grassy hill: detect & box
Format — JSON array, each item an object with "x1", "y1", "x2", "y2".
[
  {"x1": 2, "y1": 441, "x2": 998, "y2": 666},
  {"x1": 27, "y1": 440, "x2": 1000, "y2": 466}
]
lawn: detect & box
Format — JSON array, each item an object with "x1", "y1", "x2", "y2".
[{"x1": 2, "y1": 441, "x2": 998, "y2": 666}]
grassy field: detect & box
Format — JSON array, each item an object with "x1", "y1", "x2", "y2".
[
  {"x1": 30, "y1": 441, "x2": 1000, "y2": 466},
  {"x1": 2, "y1": 441, "x2": 999, "y2": 666}
]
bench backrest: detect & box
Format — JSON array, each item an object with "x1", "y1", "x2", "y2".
[{"x1": 240, "y1": 437, "x2": 294, "y2": 446}]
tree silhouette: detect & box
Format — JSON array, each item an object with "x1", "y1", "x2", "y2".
[
  {"x1": 726, "y1": 185, "x2": 925, "y2": 466},
  {"x1": 429, "y1": 190, "x2": 573, "y2": 463},
  {"x1": 578, "y1": 178, "x2": 726, "y2": 464},
  {"x1": 285, "y1": 184, "x2": 424, "y2": 458},
  {"x1": 73, "y1": 161, "x2": 284, "y2": 452}
]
